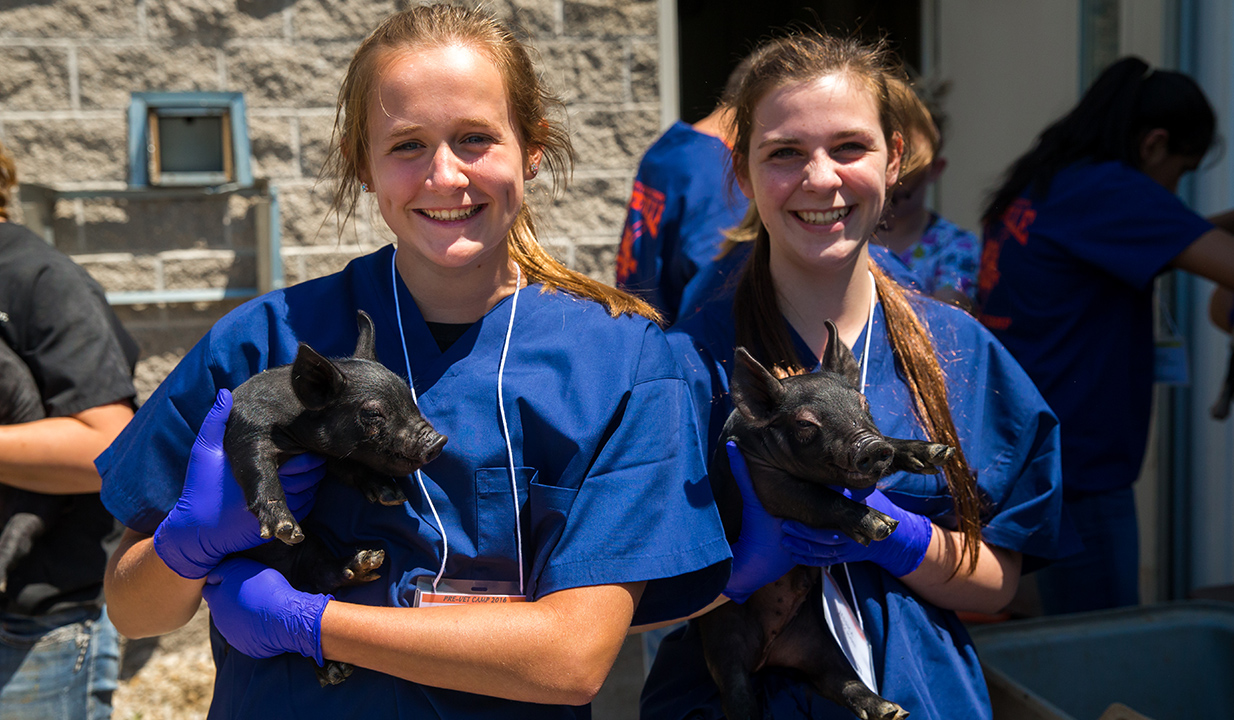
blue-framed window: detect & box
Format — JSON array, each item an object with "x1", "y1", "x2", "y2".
[{"x1": 128, "y1": 91, "x2": 253, "y2": 188}]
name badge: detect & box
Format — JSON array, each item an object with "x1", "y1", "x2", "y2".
[
  {"x1": 412, "y1": 577, "x2": 526, "y2": 607},
  {"x1": 821, "y1": 566, "x2": 877, "y2": 692}
]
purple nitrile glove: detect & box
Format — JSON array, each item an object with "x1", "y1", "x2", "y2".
[
  {"x1": 153, "y1": 389, "x2": 326, "y2": 579},
  {"x1": 722, "y1": 441, "x2": 796, "y2": 604},
  {"x1": 202, "y1": 558, "x2": 331, "y2": 665},
  {"x1": 781, "y1": 488, "x2": 933, "y2": 578}
]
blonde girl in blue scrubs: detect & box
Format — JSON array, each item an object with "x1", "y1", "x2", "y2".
[{"x1": 97, "y1": 6, "x2": 729, "y2": 718}]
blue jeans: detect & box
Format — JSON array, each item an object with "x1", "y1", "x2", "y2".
[
  {"x1": 1035, "y1": 487, "x2": 1140, "y2": 615},
  {"x1": 0, "y1": 605, "x2": 119, "y2": 720}
]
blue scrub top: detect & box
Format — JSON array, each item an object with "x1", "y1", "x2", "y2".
[
  {"x1": 616, "y1": 120, "x2": 748, "y2": 324},
  {"x1": 97, "y1": 245, "x2": 730, "y2": 720},
  {"x1": 977, "y1": 160, "x2": 1214, "y2": 495},
  {"x1": 642, "y1": 279, "x2": 1068, "y2": 720}
]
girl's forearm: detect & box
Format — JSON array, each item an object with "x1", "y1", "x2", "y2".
[
  {"x1": 320, "y1": 581, "x2": 643, "y2": 705},
  {"x1": 104, "y1": 528, "x2": 206, "y2": 638},
  {"x1": 900, "y1": 527, "x2": 1021, "y2": 614}
]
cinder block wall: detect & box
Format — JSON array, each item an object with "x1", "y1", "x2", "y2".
[{"x1": 0, "y1": 0, "x2": 660, "y2": 401}]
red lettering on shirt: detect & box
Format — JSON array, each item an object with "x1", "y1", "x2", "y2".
[
  {"x1": 1003, "y1": 199, "x2": 1037, "y2": 246},
  {"x1": 616, "y1": 221, "x2": 639, "y2": 282},
  {"x1": 630, "y1": 181, "x2": 667, "y2": 239},
  {"x1": 977, "y1": 235, "x2": 1001, "y2": 301}
]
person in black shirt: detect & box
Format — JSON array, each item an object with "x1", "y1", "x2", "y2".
[{"x1": 0, "y1": 138, "x2": 137, "y2": 719}]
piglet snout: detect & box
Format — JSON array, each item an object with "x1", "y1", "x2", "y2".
[
  {"x1": 852, "y1": 435, "x2": 894, "y2": 476},
  {"x1": 421, "y1": 431, "x2": 448, "y2": 465}
]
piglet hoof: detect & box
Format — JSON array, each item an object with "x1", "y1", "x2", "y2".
[
  {"x1": 316, "y1": 660, "x2": 354, "y2": 687},
  {"x1": 854, "y1": 510, "x2": 899, "y2": 546},
  {"x1": 365, "y1": 484, "x2": 408, "y2": 507},
  {"x1": 894, "y1": 441, "x2": 954, "y2": 474},
  {"x1": 262, "y1": 513, "x2": 303, "y2": 545},
  {"x1": 273, "y1": 522, "x2": 304, "y2": 545},
  {"x1": 851, "y1": 694, "x2": 909, "y2": 720},
  {"x1": 341, "y1": 549, "x2": 385, "y2": 585},
  {"x1": 258, "y1": 503, "x2": 304, "y2": 545}
]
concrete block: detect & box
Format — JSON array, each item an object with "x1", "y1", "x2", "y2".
[
  {"x1": 572, "y1": 238, "x2": 618, "y2": 284},
  {"x1": 3, "y1": 118, "x2": 128, "y2": 184},
  {"x1": 290, "y1": 0, "x2": 396, "y2": 41},
  {"x1": 568, "y1": 107, "x2": 659, "y2": 169},
  {"x1": 146, "y1": 0, "x2": 289, "y2": 41},
  {"x1": 562, "y1": 0, "x2": 656, "y2": 38},
  {"x1": 278, "y1": 182, "x2": 393, "y2": 252},
  {"x1": 0, "y1": 47, "x2": 72, "y2": 111},
  {"x1": 539, "y1": 174, "x2": 629, "y2": 237},
  {"x1": 538, "y1": 39, "x2": 626, "y2": 104},
  {"x1": 630, "y1": 39, "x2": 659, "y2": 103},
  {"x1": 0, "y1": 0, "x2": 140, "y2": 39},
  {"x1": 247, "y1": 115, "x2": 299, "y2": 180},
  {"x1": 227, "y1": 42, "x2": 353, "y2": 108},
  {"x1": 485, "y1": 0, "x2": 556, "y2": 38},
  {"x1": 297, "y1": 114, "x2": 335, "y2": 181},
  {"x1": 73, "y1": 252, "x2": 159, "y2": 294},
  {"x1": 276, "y1": 182, "x2": 337, "y2": 247},
  {"x1": 78, "y1": 45, "x2": 223, "y2": 110},
  {"x1": 161, "y1": 249, "x2": 251, "y2": 290}
]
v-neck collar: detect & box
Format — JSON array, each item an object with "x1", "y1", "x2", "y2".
[
  {"x1": 360, "y1": 245, "x2": 532, "y2": 395},
  {"x1": 788, "y1": 302, "x2": 889, "y2": 390}
]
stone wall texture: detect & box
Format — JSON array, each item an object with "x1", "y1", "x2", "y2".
[{"x1": 1, "y1": 0, "x2": 660, "y2": 400}]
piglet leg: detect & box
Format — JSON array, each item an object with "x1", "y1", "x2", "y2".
[
  {"x1": 766, "y1": 599, "x2": 908, "y2": 720},
  {"x1": 699, "y1": 603, "x2": 766, "y2": 720},
  {"x1": 749, "y1": 469, "x2": 898, "y2": 546},
  {"x1": 886, "y1": 438, "x2": 954, "y2": 475}
]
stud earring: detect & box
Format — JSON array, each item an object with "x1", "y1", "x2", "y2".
[
  {"x1": 529, "y1": 163, "x2": 539, "y2": 177},
  {"x1": 360, "y1": 182, "x2": 369, "y2": 193}
]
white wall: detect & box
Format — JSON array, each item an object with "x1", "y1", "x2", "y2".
[{"x1": 933, "y1": 0, "x2": 1080, "y2": 235}]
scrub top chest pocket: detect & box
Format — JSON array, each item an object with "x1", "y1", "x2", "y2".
[{"x1": 472, "y1": 467, "x2": 580, "y2": 583}]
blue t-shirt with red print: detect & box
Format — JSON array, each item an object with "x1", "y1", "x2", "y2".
[
  {"x1": 616, "y1": 121, "x2": 747, "y2": 324},
  {"x1": 977, "y1": 160, "x2": 1213, "y2": 494}
]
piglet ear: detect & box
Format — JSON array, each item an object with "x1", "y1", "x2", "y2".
[
  {"x1": 821, "y1": 320, "x2": 862, "y2": 388},
  {"x1": 730, "y1": 347, "x2": 785, "y2": 427},
  {"x1": 354, "y1": 310, "x2": 377, "y2": 361},
  {"x1": 291, "y1": 343, "x2": 346, "y2": 411}
]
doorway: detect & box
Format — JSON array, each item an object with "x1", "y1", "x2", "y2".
[{"x1": 675, "y1": 0, "x2": 922, "y2": 123}]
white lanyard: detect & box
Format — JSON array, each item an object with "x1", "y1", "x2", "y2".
[
  {"x1": 819, "y1": 269, "x2": 879, "y2": 692},
  {"x1": 815, "y1": 270, "x2": 876, "y2": 393},
  {"x1": 390, "y1": 250, "x2": 526, "y2": 594}
]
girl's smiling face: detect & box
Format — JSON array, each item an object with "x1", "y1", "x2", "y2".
[
  {"x1": 360, "y1": 43, "x2": 536, "y2": 271},
  {"x1": 738, "y1": 72, "x2": 901, "y2": 272}
]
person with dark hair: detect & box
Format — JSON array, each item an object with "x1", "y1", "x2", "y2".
[
  {"x1": 977, "y1": 56, "x2": 1234, "y2": 615},
  {"x1": 614, "y1": 59, "x2": 752, "y2": 325},
  {"x1": 0, "y1": 139, "x2": 137, "y2": 718},
  {"x1": 97, "y1": 6, "x2": 728, "y2": 718},
  {"x1": 641, "y1": 31, "x2": 1067, "y2": 719}
]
